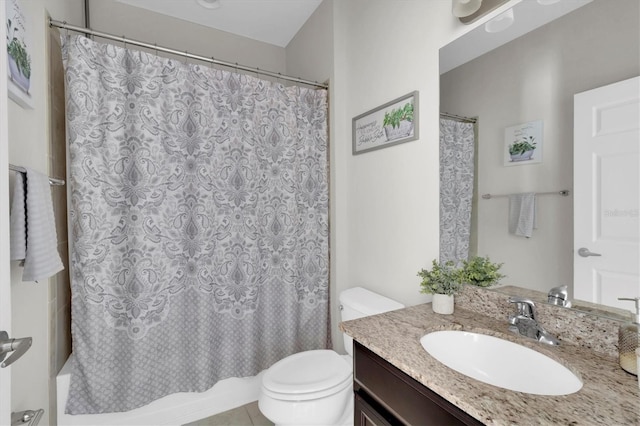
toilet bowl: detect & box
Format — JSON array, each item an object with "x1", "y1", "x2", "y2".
[
  {"x1": 260, "y1": 350, "x2": 353, "y2": 426},
  {"x1": 258, "y1": 287, "x2": 404, "y2": 426}
]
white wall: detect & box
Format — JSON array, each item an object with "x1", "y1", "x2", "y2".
[
  {"x1": 290, "y1": 0, "x2": 448, "y2": 353},
  {"x1": 287, "y1": 0, "x2": 526, "y2": 353},
  {"x1": 0, "y1": 4, "x2": 11, "y2": 424},
  {"x1": 339, "y1": 0, "x2": 458, "y2": 315},
  {"x1": 8, "y1": 1, "x2": 84, "y2": 424},
  {"x1": 440, "y1": 0, "x2": 640, "y2": 294},
  {"x1": 89, "y1": 0, "x2": 287, "y2": 75},
  {"x1": 286, "y1": 0, "x2": 332, "y2": 85}
]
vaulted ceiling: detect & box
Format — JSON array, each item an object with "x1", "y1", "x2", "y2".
[{"x1": 116, "y1": 0, "x2": 323, "y2": 47}]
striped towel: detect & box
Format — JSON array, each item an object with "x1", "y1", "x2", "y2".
[{"x1": 10, "y1": 168, "x2": 64, "y2": 282}]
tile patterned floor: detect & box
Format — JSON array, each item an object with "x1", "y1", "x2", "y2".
[{"x1": 183, "y1": 401, "x2": 274, "y2": 426}]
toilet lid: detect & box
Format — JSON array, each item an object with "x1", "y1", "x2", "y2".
[{"x1": 262, "y1": 350, "x2": 352, "y2": 400}]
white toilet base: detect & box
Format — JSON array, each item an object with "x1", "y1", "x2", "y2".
[
  {"x1": 258, "y1": 382, "x2": 353, "y2": 426},
  {"x1": 335, "y1": 396, "x2": 354, "y2": 426},
  {"x1": 257, "y1": 288, "x2": 403, "y2": 426}
]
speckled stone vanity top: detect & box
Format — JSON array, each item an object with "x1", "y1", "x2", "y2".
[{"x1": 340, "y1": 303, "x2": 640, "y2": 425}]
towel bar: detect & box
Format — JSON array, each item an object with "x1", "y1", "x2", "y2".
[
  {"x1": 482, "y1": 190, "x2": 569, "y2": 200},
  {"x1": 9, "y1": 164, "x2": 65, "y2": 186}
]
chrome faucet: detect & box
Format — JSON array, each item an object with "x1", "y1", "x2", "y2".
[{"x1": 507, "y1": 297, "x2": 560, "y2": 346}]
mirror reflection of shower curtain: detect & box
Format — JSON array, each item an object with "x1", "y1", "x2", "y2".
[
  {"x1": 61, "y1": 34, "x2": 330, "y2": 415},
  {"x1": 439, "y1": 119, "x2": 475, "y2": 264}
]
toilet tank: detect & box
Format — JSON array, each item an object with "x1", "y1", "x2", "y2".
[{"x1": 339, "y1": 287, "x2": 405, "y2": 356}]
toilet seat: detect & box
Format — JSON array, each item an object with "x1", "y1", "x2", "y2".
[{"x1": 261, "y1": 350, "x2": 352, "y2": 401}]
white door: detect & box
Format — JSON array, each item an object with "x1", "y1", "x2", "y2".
[
  {"x1": 574, "y1": 76, "x2": 640, "y2": 310},
  {"x1": 0, "y1": 2, "x2": 13, "y2": 424}
]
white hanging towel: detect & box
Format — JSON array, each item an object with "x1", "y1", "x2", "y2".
[
  {"x1": 508, "y1": 192, "x2": 537, "y2": 238},
  {"x1": 9, "y1": 168, "x2": 64, "y2": 282}
]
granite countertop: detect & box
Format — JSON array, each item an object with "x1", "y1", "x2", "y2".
[{"x1": 340, "y1": 304, "x2": 640, "y2": 426}]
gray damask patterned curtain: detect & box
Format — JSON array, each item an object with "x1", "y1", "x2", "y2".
[
  {"x1": 62, "y1": 35, "x2": 330, "y2": 414},
  {"x1": 439, "y1": 119, "x2": 475, "y2": 265}
]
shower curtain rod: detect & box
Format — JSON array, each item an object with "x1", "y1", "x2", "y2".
[
  {"x1": 49, "y1": 19, "x2": 329, "y2": 90},
  {"x1": 440, "y1": 112, "x2": 477, "y2": 123}
]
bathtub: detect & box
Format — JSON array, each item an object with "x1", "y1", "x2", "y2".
[{"x1": 56, "y1": 355, "x2": 265, "y2": 425}]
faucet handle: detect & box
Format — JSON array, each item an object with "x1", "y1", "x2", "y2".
[
  {"x1": 548, "y1": 285, "x2": 570, "y2": 307},
  {"x1": 507, "y1": 297, "x2": 537, "y2": 320}
]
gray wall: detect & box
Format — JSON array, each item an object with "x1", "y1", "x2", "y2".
[{"x1": 440, "y1": 0, "x2": 640, "y2": 293}]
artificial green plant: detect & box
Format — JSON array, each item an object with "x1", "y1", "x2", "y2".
[
  {"x1": 457, "y1": 256, "x2": 505, "y2": 288},
  {"x1": 508, "y1": 136, "x2": 536, "y2": 156},
  {"x1": 417, "y1": 260, "x2": 461, "y2": 296},
  {"x1": 383, "y1": 102, "x2": 414, "y2": 129},
  {"x1": 6, "y1": 18, "x2": 31, "y2": 79},
  {"x1": 418, "y1": 256, "x2": 504, "y2": 296}
]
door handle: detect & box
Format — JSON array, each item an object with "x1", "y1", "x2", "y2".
[
  {"x1": 0, "y1": 330, "x2": 32, "y2": 368},
  {"x1": 578, "y1": 247, "x2": 602, "y2": 258}
]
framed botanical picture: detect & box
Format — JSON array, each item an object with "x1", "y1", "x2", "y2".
[
  {"x1": 352, "y1": 91, "x2": 419, "y2": 155},
  {"x1": 504, "y1": 120, "x2": 543, "y2": 166},
  {"x1": 6, "y1": 0, "x2": 33, "y2": 109}
]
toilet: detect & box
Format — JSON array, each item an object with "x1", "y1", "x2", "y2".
[{"x1": 258, "y1": 287, "x2": 405, "y2": 426}]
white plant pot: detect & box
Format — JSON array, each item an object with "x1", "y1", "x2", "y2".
[
  {"x1": 432, "y1": 293, "x2": 454, "y2": 315},
  {"x1": 383, "y1": 120, "x2": 414, "y2": 142},
  {"x1": 509, "y1": 149, "x2": 535, "y2": 162}
]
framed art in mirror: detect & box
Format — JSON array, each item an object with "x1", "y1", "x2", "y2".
[{"x1": 504, "y1": 120, "x2": 543, "y2": 166}]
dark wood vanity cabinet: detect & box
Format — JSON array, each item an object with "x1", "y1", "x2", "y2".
[{"x1": 353, "y1": 341, "x2": 484, "y2": 426}]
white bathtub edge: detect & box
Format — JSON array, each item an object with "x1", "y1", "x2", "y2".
[{"x1": 56, "y1": 355, "x2": 265, "y2": 426}]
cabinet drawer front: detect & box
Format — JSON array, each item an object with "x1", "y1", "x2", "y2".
[
  {"x1": 354, "y1": 342, "x2": 483, "y2": 426},
  {"x1": 355, "y1": 392, "x2": 396, "y2": 426}
]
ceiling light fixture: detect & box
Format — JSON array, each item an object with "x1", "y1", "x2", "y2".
[
  {"x1": 536, "y1": 0, "x2": 562, "y2": 5},
  {"x1": 484, "y1": 8, "x2": 514, "y2": 33},
  {"x1": 452, "y1": 0, "x2": 483, "y2": 18},
  {"x1": 196, "y1": 0, "x2": 221, "y2": 10}
]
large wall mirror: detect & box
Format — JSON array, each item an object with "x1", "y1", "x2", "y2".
[{"x1": 439, "y1": 0, "x2": 639, "y2": 318}]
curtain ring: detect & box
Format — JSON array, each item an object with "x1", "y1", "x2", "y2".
[
  {"x1": 63, "y1": 21, "x2": 69, "y2": 38},
  {"x1": 184, "y1": 51, "x2": 189, "y2": 65},
  {"x1": 122, "y1": 35, "x2": 126, "y2": 49},
  {"x1": 154, "y1": 43, "x2": 158, "y2": 57},
  {"x1": 255, "y1": 67, "x2": 260, "y2": 79}
]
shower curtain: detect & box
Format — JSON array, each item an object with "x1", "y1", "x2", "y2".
[
  {"x1": 439, "y1": 118, "x2": 475, "y2": 264},
  {"x1": 62, "y1": 35, "x2": 330, "y2": 414}
]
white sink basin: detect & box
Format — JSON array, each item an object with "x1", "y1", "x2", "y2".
[{"x1": 420, "y1": 330, "x2": 582, "y2": 395}]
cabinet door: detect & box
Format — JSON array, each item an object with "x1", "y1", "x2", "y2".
[
  {"x1": 354, "y1": 392, "x2": 396, "y2": 426},
  {"x1": 354, "y1": 342, "x2": 483, "y2": 426}
]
